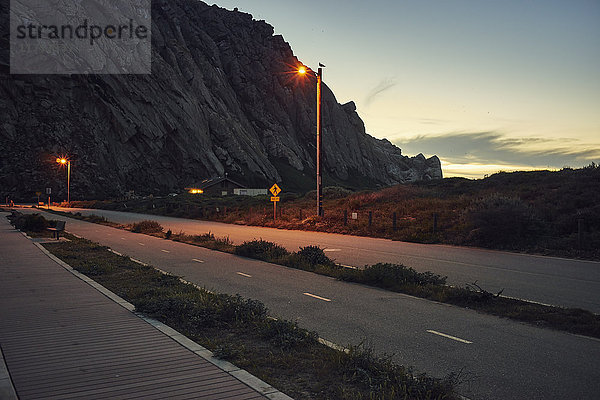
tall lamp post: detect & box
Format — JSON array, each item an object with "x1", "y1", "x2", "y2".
[
  {"x1": 56, "y1": 157, "x2": 71, "y2": 204},
  {"x1": 298, "y1": 63, "x2": 325, "y2": 217}
]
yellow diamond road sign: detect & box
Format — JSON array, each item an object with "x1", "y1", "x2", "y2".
[{"x1": 269, "y1": 184, "x2": 281, "y2": 197}]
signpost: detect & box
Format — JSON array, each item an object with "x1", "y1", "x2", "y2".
[
  {"x1": 269, "y1": 184, "x2": 282, "y2": 220},
  {"x1": 46, "y1": 187, "x2": 51, "y2": 209}
]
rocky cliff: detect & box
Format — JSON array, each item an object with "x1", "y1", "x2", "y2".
[{"x1": 0, "y1": 0, "x2": 441, "y2": 200}]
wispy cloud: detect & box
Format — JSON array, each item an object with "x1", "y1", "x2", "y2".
[
  {"x1": 393, "y1": 131, "x2": 600, "y2": 177},
  {"x1": 365, "y1": 78, "x2": 397, "y2": 106}
]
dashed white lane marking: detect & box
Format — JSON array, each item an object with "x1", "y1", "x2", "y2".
[
  {"x1": 161, "y1": 249, "x2": 170, "y2": 253},
  {"x1": 138, "y1": 242, "x2": 145, "y2": 246},
  {"x1": 323, "y1": 248, "x2": 341, "y2": 252},
  {"x1": 237, "y1": 272, "x2": 252, "y2": 278},
  {"x1": 340, "y1": 264, "x2": 358, "y2": 269},
  {"x1": 303, "y1": 292, "x2": 332, "y2": 302},
  {"x1": 192, "y1": 259, "x2": 204, "y2": 263},
  {"x1": 426, "y1": 330, "x2": 473, "y2": 344},
  {"x1": 121, "y1": 237, "x2": 126, "y2": 240}
]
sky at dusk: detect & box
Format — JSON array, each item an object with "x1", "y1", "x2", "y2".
[{"x1": 212, "y1": 0, "x2": 600, "y2": 178}]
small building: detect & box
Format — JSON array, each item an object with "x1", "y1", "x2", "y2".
[
  {"x1": 233, "y1": 188, "x2": 268, "y2": 196},
  {"x1": 186, "y1": 176, "x2": 246, "y2": 196}
]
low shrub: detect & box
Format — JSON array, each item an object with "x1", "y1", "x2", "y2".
[
  {"x1": 83, "y1": 214, "x2": 108, "y2": 224},
  {"x1": 234, "y1": 239, "x2": 290, "y2": 262},
  {"x1": 10, "y1": 213, "x2": 49, "y2": 232},
  {"x1": 296, "y1": 245, "x2": 335, "y2": 266},
  {"x1": 285, "y1": 245, "x2": 337, "y2": 271},
  {"x1": 191, "y1": 232, "x2": 216, "y2": 242},
  {"x1": 259, "y1": 318, "x2": 318, "y2": 350},
  {"x1": 339, "y1": 263, "x2": 447, "y2": 290},
  {"x1": 130, "y1": 220, "x2": 164, "y2": 234}
]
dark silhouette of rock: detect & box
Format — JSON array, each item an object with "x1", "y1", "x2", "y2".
[{"x1": 0, "y1": 0, "x2": 441, "y2": 200}]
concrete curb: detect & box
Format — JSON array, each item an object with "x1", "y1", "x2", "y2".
[
  {"x1": 0, "y1": 347, "x2": 18, "y2": 400},
  {"x1": 33, "y1": 241, "x2": 294, "y2": 400}
]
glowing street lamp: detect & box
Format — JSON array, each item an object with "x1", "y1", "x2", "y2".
[
  {"x1": 56, "y1": 157, "x2": 71, "y2": 204},
  {"x1": 298, "y1": 63, "x2": 325, "y2": 217}
]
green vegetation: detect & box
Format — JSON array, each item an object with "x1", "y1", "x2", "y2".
[
  {"x1": 9, "y1": 212, "x2": 49, "y2": 232},
  {"x1": 130, "y1": 220, "x2": 164, "y2": 234},
  {"x1": 234, "y1": 239, "x2": 290, "y2": 262},
  {"x1": 41, "y1": 235, "x2": 458, "y2": 400},
  {"x1": 71, "y1": 165, "x2": 600, "y2": 260}
]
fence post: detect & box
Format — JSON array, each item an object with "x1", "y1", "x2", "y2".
[
  {"x1": 578, "y1": 218, "x2": 584, "y2": 249},
  {"x1": 344, "y1": 210, "x2": 348, "y2": 225},
  {"x1": 392, "y1": 212, "x2": 397, "y2": 231},
  {"x1": 433, "y1": 213, "x2": 438, "y2": 235},
  {"x1": 369, "y1": 211, "x2": 373, "y2": 228}
]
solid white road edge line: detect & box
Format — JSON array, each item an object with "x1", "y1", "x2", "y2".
[
  {"x1": 108, "y1": 249, "x2": 123, "y2": 256},
  {"x1": 237, "y1": 272, "x2": 252, "y2": 278},
  {"x1": 323, "y1": 248, "x2": 341, "y2": 252},
  {"x1": 303, "y1": 292, "x2": 332, "y2": 302},
  {"x1": 130, "y1": 258, "x2": 148, "y2": 267},
  {"x1": 426, "y1": 330, "x2": 473, "y2": 344}
]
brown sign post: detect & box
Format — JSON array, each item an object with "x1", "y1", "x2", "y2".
[{"x1": 269, "y1": 184, "x2": 282, "y2": 220}]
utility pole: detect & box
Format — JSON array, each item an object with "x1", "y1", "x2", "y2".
[{"x1": 316, "y1": 65, "x2": 323, "y2": 217}]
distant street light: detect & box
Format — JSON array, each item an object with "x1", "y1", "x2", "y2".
[
  {"x1": 298, "y1": 63, "x2": 325, "y2": 217},
  {"x1": 56, "y1": 157, "x2": 71, "y2": 204}
]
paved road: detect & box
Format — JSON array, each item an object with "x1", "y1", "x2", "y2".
[
  {"x1": 0, "y1": 214, "x2": 268, "y2": 400},
  {"x1": 18, "y1": 209, "x2": 600, "y2": 400},
  {"x1": 53, "y1": 207, "x2": 600, "y2": 312}
]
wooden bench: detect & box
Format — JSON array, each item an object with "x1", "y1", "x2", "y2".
[{"x1": 47, "y1": 221, "x2": 66, "y2": 240}]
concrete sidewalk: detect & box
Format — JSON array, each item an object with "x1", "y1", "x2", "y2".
[{"x1": 0, "y1": 214, "x2": 288, "y2": 400}]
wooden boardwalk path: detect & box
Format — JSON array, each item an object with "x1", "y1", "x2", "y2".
[{"x1": 0, "y1": 215, "x2": 267, "y2": 400}]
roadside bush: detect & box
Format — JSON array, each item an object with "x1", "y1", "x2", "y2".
[
  {"x1": 260, "y1": 318, "x2": 318, "y2": 350},
  {"x1": 83, "y1": 214, "x2": 108, "y2": 224},
  {"x1": 339, "y1": 263, "x2": 447, "y2": 290},
  {"x1": 11, "y1": 213, "x2": 49, "y2": 232},
  {"x1": 130, "y1": 220, "x2": 164, "y2": 234},
  {"x1": 294, "y1": 245, "x2": 335, "y2": 268},
  {"x1": 234, "y1": 239, "x2": 290, "y2": 262},
  {"x1": 191, "y1": 232, "x2": 216, "y2": 242}
]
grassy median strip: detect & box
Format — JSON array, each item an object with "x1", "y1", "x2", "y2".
[
  {"x1": 31, "y1": 210, "x2": 600, "y2": 338},
  {"x1": 39, "y1": 234, "x2": 458, "y2": 400}
]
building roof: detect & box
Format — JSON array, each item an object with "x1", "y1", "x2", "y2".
[{"x1": 187, "y1": 176, "x2": 247, "y2": 190}]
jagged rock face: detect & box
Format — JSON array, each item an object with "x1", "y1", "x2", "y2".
[{"x1": 0, "y1": 0, "x2": 442, "y2": 200}]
